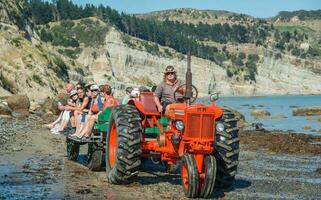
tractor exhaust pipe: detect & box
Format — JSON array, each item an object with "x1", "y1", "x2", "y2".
[{"x1": 185, "y1": 52, "x2": 193, "y2": 105}]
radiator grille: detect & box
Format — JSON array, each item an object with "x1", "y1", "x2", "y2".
[{"x1": 186, "y1": 114, "x2": 214, "y2": 139}]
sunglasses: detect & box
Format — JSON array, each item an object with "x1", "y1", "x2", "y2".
[
  {"x1": 91, "y1": 89, "x2": 99, "y2": 92},
  {"x1": 166, "y1": 72, "x2": 175, "y2": 75}
]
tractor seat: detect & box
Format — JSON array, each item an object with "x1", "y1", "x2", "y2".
[{"x1": 139, "y1": 92, "x2": 160, "y2": 115}]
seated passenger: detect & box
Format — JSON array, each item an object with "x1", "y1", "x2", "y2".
[
  {"x1": 44, "y1": 83, "x2": 75, "y2": 130},
  {"x1": 154, "y1": 65, "x2": 183, "y2": 114},
  {"x1": 50, "y1": 89, "x2": 78, "y2": 134},
  {"x1": 122, "y1": 86, "x2": 133, "y2": 105},
  {"x1": 100, "y1": 84, "x2": 118, "y2": 109},
  {"x1": 67, "y1": 87, "x2": 91, "y2": 135},
  {"x1": 71, "y1": 84, "x2": 103, "y2": 141}
]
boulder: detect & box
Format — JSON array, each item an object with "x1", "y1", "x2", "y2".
[
  {"x1": 5, "y1": 95, "x2": 30, "y2": 111},
  {"x1": 251, "y1": 109, "x2": 271, "y2": 118},
  {"x1": 293, "y1": 107, "x2": 321, "y2": 116},
  {"x1": 41, "y1": 98, "x2": 59, "y2": 115},
  {"x1": 0, "y1": 101, "x2": 12, "y2": 116},
  {"x1": 302, "y1": 125, "x2": 312, "y2": 130},
  {"x1": 29, "y1": 101, "x2": 41, "y2": 112},
  {"x1": 271, "y1": 114, "x2": 288, "y2": 119},
  {"x1": 40, "y1": 93, "x2": 69, "y2": 115}
]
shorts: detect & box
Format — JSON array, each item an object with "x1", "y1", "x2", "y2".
[
  {"x1": 80, "y1": 112, "x2": 87, "y2": 124},
  {"x1": 161, "y1": 101, "x2": 172, "y2": 113},
  {"x1": 61, "y1": 111, "x2": 71, "y2": 121}
]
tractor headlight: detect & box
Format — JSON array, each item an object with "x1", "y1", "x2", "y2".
[
  {"x1": 175, "y1": 120, "x2": 184, "y2": 131},
  {"x1": 216, "y1": 123, "x2": 224, "y2": 132}
]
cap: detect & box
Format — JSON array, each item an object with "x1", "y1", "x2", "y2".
[
  {"x1": 164, "y1": 65, "x2": 176, "y2": 74},
  {"x1": 90, "y1": 84, "x2": 99, "y2": 91},
  {"x1": 69, "y1": 89, "x2": 77, "y2": 97}
]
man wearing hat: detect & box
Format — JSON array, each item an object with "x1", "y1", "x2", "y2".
[{"x1": 154, "y1": 65, "x2": 183, "y2": 113}]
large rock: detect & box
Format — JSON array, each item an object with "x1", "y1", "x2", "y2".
[
  {"x1": 41, "y1": 93, "x2": 68, "y2": 115},
  {"x1": 251, "y1": 109, "x2": 271, "y2": 118},
  {"x1": 302, "y1": 125, "x2": 312, "y2": 130},
  {"x1": 5, "y1": 95, "x2": 30, "y2": 111},
  {"x1": 0, "y1": 101, "x2": 12, "y2": 116},
  {"x1": 41, "y1": 98, "x2": 59, "y2": 115},
  {"x1": 271, "y1": 114, "x2": 288, "y2": 119},
  {"x1": 293, "y1": 106, "x2": 321, "y2": 116},
  {"x1": 29, "y1": 101, "x2": 41, "y2": 112}
]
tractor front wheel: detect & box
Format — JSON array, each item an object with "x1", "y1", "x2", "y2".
[
  {"x1": 87, "y1": 143, "x2": 103, "y2": 171},
  {"x1": 105, "y1": 105, "x2": 142, "y2": 184},
  {"x1": 66, "y1": 137, "x2": 79, "y2": 161},
  {"x1": 199, "y1": 155, "x2": 217, "y2": 198},
  {"x1": 181, "y1": 154, "x2": 199, "y2": 198}
]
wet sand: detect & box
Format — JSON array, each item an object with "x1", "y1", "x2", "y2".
[{"x1": 0, "y1": 115, "x2": 320, "y2": 199}]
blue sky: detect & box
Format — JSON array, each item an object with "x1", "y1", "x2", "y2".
[{"x1": 72, "y1": 0, "x2": 321, "y2": 18}]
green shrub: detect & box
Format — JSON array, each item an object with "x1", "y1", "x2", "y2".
[
  {"x1": 143, "y1": 41, "x2": 160, "y2": 55},
  {"x1": 11, "y1": 37, "x2": 22, "y2": 47},
  {"x1": 291, "y1": 48, "x2": 301, "y2": 56},
  {"x1": 58, "y1": 48, "x2": 82, "y2": 59},
  {"x1": 164, "y1": 48, "x2": 172, "y2": 57},
  {"x1": 75, "y1": 67, "x2": 85, "y2": 76},
  {"x1": 60, "y1": 20, "x2": 75, "y2": 29},
  {"x1": 226, "y1": 69, "x2": 233, "y2": 78},
  {"x1": 40, "y1": 29, "x2": 53, "y2": 42},
  {"x1": 248, "y1": 54, "x2": 259, "y2": 62},
  {"x1": 231, "y1": 55, "x2": 243, "y2": 66},
  {"x1": 307, "y1": 47, "x2": 321, "y2": 57},
  {"x1": 53, "y1": 56, "x2": 69, "y2": 82},
  {"x1": 32, "y1": 74, "x2": 46, "y2": 86}
]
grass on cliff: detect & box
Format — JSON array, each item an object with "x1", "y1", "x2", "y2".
[
  {"x1": 275, "y1": 25, "x2": 314, "y2": 33},
  {"x1": 32, "y1": 74, "x2": 46, "y2": 86}
]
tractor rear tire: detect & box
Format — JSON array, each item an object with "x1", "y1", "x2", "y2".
[
  {"x1": 199, "y1": 155, "x2": 217, "y2": 198},
  {"x1": 105, "y1": 105, "x2": 142, "y2": 184},
  {"x1": 181, "y1": 154, "x2": 199, "y2": 198},
  {"x1": 214, "y1": 109, "x2": 240, "y2": 189},
  {"x1": 66, "y1": 137, "x2": 80, "y2": 161},
  {"x1": 87, "y1": 143, "x2": 103, "y2": 171}
]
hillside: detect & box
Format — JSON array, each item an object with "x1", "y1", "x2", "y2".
[
  {"x1": 37, "y1": 17, "x2": 321, "y2": 96},
  {"x1": 1, "y1": 1, "x2": 321, "y2": 99},
  {"x1": 136, "y1": 8, "x2": 255, "y2": 25},
  {"x1": 0, "y1": 0, "x2": 90, "y2": 99}
]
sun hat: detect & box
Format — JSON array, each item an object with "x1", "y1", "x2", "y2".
[
  {"x1": 164, "y1": 65, "x2": 176, "y2": 74},
  {"x1": 69, "y1": 89, "x2": 77, "y2": 97}
]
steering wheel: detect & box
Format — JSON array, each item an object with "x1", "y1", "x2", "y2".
[{"x1": 173, "y1": 84, "x2": 198, "y2": 103}]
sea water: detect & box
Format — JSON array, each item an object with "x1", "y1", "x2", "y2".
[{"x1": 199, "y1": 95, "x2": 321, "y2": 135}]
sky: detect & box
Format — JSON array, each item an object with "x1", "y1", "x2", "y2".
[{"x1": 72, "y1": 0, "x2": 321, "y2": 18}]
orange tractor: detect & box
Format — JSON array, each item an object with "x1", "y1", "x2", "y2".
[{"x1": 105, "y1": 55, "x2": 240, "y2": 198}]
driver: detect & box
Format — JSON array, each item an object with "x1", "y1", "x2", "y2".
[{"x1": 154, "y1": 65, "x2": 184, "y2": 113}]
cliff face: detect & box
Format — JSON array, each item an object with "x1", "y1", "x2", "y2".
[{"x1": 78, "y1": 27, "x2": 321, "y2": 97}]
